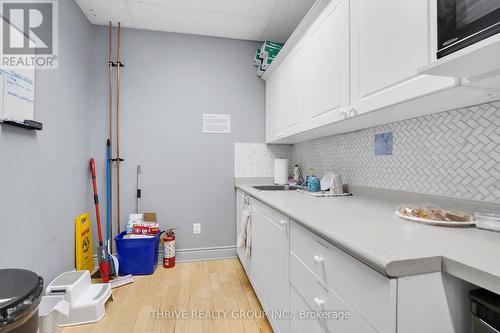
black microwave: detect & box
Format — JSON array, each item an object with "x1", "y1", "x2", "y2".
[{"x1": 437, "y1": 0, "x2": 500, "y2": 58}]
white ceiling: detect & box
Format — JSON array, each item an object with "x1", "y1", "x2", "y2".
[{"x1": 75, "y1": 0, "x2": 316, "y2": 43}]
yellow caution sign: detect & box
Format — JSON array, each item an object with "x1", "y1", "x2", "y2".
[{"x1": 75, "y1": 213, "x2": 94, "y2": 272}]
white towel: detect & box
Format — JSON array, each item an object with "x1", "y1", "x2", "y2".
[
  {"x1": 237, "y1": 208, "x2": 252, "y2": 257},
  {"x1": 245, "y1": 215, "x2": 252, "y2": 258}
]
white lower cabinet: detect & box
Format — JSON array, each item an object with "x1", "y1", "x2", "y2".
[
  {"x1": 290, "y1": 252, "x2": 377, "y2": 333},
  {"x1": 290, "y1": 221, "x2": 397, "y2": 333},
  {"x1": 236, "y1": 193, "x2": 471, "y2": 333},
  {"x1": 251, "y1": 200, "x2": 290, "y2": 333},
  {"x1": 290, "y1": 285, "x2": 329, "y2": 333},
  {"x1": 236, "y1": 192, "x2": 396, "y2": 333}
]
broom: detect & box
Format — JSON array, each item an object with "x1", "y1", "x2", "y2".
[{"x1": 90, "y1": 158, "x2": 110, "y2": 283}]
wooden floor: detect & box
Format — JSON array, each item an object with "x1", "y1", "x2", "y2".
[{"x1": 62, "y1": 259, "x2": 273, "y2": 333}]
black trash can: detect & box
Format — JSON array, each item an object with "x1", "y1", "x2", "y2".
[
  {"x1": 0, "y1": 269, "x2": 43, "y2": 333},
  {"x1": 470, "y1": 289, "x2": 500, "y2": 333}
]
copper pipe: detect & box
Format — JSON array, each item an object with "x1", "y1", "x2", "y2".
[
  {"x1": 107, "y1": 21, "x2": 113, "y2": 251},
  {"x1": 116, "y1": 22, "x2": 122, "y2": 234}
]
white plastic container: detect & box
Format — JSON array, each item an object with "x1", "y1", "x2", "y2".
[{"x1": 475, "y1": 212, "x2": 500, "y2": 232}]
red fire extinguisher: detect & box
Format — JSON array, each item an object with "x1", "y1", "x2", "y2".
[{"x1": 162, "y1": 229, "x2": 175, "y2": 269}]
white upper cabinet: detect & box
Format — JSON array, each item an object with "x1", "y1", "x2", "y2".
[
  {"x1": 265, "y1": 67, "x2": 282, "y2": 143},
  {"x1": 349, "y1": 0, "x2": 456, "y2": 115},
  {"x1": 281, "y1": 45, "x2": 305, "y2": 137},
  {"x1": 302, "y1": 0, "x2": 349, "y2": 130},
  {"x1": 263, "y1": 0, "x2": 500, "y2": 143}
]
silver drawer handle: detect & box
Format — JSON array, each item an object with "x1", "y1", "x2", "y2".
[
  {"x1": 313, "y1": 297, "x2": 324, "y2": 307},
  {"x1": 313, "y1": 255, "x2": 324, "y2": 264}
]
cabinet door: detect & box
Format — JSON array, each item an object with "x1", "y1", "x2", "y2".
[
  {"x1": 281, "y1": 46, "x2": 304, "y2": 137},
  {"x1": 350, "y1": 0, "x2": 456, "y2": 115},
  {"x1": 252, "y1": 203, "x2": 290, "y2": 333},
  {"x1": 303, "y1": 0, "x2": 350, "y2": 130},
  {"x1": 265, "y1": 67, "x2": 282, "y2": 143}
]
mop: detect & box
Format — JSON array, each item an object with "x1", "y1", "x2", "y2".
[
  {"x1": 137, "y1": 165, "x2": 141, "y2": 213},
  {"x1": 107, "y1": 139, "x2": 133, "y2": 288},
  {"x1": 106, "y1": 139, "x2": 119, "y2": 276},
  {"x1": 89, "y1": 158, "x2": 109, "y2": 283},
  {"x1": 107, "y1": 22, "x2": 133, "y2": 289},
  {"x1": 107, "y1": 21, "x2": 114, "y2": 252},
  {"x1": 114, "y1": 22, "x2": 124, "y2": 234}
]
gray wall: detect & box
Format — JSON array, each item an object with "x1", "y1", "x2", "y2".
[
  {"x1": 91, "y1": 27, "x2": 265, "y2": 250},
  {"x1": 0, "y1": 1, "x2": 93, "y2": 281}
]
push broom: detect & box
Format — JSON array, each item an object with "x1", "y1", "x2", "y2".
[{"x1": 90, "y1": 158, "x2": 110, "y2": 283}]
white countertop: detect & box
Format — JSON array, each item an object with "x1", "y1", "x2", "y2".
[{"x1": 236, "y1": 183, "x2": 500, "y2": 294}]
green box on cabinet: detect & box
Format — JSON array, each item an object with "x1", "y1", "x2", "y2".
[
  {"x1": 253, "y1": 49, "x2": 262, "y2": 66},
  {"x1": 259, "y1": 40, "x2": 283, "y2": 59}
]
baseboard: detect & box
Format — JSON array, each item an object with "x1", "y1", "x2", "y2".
[
  {"x1": 172, "y1": 245, "x2": 237, "y2": 263},
  {"x1": 93, "y1": 245, "x2": 237, "y2": 268}
]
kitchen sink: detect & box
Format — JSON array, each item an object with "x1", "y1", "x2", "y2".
[{"x1": 252, "y1": 185, "x2": 300, "y2": 191}]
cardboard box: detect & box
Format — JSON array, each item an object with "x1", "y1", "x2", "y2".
[
  {"x1": 143, "y1": 212, "x2": 157, "y2": 222},
  {"x1": 259, "y1": 40, "x2": 283, "y2": 59}
]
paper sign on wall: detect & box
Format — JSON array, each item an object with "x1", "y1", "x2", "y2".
[
  {"x1": 374, "y1": 132, "x2": 393, "y2": 156},
  {"x1": 0, "y1": 68, "x2": 35, "y2": 122},
  {"x1": 203, "y1": 114, "x2": 231, "y2": 134}
]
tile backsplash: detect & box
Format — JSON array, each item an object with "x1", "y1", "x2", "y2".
[
  {"x1": 234, "y1": 143, "x2": 292, "y2": 178},
  {"x1": 292, "y1": 101, "x2": 500, "y2": 203}
]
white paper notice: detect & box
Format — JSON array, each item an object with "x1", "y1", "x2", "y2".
[
  {"x1": 0, "y1": 68, "x2": 35, "y2": 121},
  {"x1": 203, "y1": 114, "x2": 231, "y2": 134}
]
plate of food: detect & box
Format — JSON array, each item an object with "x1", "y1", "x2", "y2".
[{"x1": 395, "y1": 205, "x2": 475, "y2": 227}]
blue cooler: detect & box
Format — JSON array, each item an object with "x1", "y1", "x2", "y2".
[{"x1": 114, "y1": 231, "x2": 159, "y2": 275}]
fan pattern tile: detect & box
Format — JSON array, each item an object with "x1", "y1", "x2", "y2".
[
  {"x1": 292, "y1": 101, "x2": 500, "y2": 203},
  {"x1": 234, "y1": 143, "x2": 292, "y2": 177}
]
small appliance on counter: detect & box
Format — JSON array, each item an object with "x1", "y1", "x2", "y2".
[
  {"x1": 274, "y1": 159, "x2": 288, "y2": 185},
  {"x1": 320, "y1": 172, "x2": 343, "y2": 194}
]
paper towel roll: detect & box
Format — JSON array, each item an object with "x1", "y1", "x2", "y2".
[{"x1": 274, "y1": 159, "x2": 289, "y2": 185}]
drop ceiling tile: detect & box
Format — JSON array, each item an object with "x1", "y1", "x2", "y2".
[
  {"x1": 141, "y1": 0, "x2": 191, "y2": 10},
  {"x1": 127, "y1": 3, "x2": 267, "y2": 40},
  {"x1": 187, "y1": 0, "x2": 276, "y2": 18},
  {"x1": 75, "y1": 0, "x2": 314, "y2": 42},
  {"x1": 75, "y1": 0, "x2": 133, "y2": 25}
]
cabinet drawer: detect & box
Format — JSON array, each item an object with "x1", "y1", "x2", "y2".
[
  {"x1": 290, "y1": 221, "x2": 396, "y2": 333},
  {"x1": 290, "y1": 284, "x2": 328, "y2": 333},
  {"x1": 290, "y1": 252, "x2": 377, "y2": 333}
]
